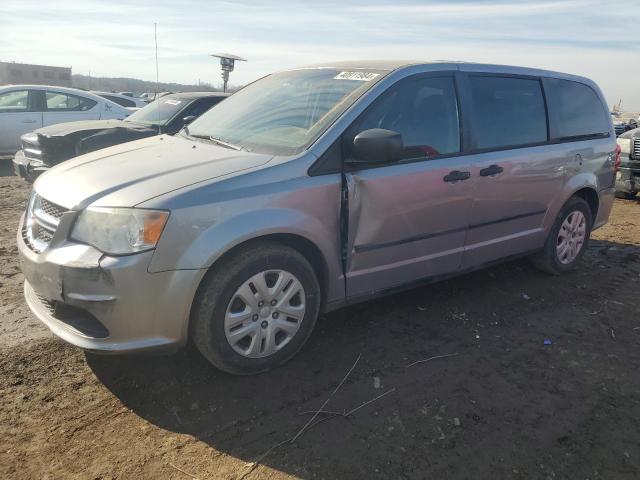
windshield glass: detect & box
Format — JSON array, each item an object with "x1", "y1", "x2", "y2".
[
  {"x1": 126, "y1": 95, "x2": 189, "y2": 126},
  {"x1": 186, "y1": 68, "x2": 387, "y2": 155}
]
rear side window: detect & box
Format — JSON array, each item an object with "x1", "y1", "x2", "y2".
[
  {"x1": 469, "y1": 76, "x2": 547, "y2": 150},
  {"x1": 352, "y1": 75, "x2": 461, "y2": 160},
  {"x1": 45, "y1": 92, "x2": 97, "y2": 111},
  {"x1": 542, "y1": 78, "x2": 609, "y2": 140}
]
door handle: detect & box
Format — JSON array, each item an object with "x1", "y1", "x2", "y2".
[
  {"x1": 479, "y1": 164, "x2": 504, "y2": 177},
  {"x1": 21, "y1": 119, "x2": 37, "y2": 124},
  {"x1": 443, "y1": 170, "x2": 471, "y2": 183}
]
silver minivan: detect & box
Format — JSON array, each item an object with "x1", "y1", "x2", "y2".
[{"x1": 18, "y1": 61, "x2": 618, "y2": 374}]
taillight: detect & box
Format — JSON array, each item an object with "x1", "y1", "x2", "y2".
[{"x1": 614, "y1": 144, "x2": 621, "y2": 173}]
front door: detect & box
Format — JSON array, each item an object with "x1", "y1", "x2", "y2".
[
  {"x1": 0, "y1": 89, "x2": 43, "y2": 154},
  {"x1": 344, "y1": 74, "x2": 474, "y2": 298}
]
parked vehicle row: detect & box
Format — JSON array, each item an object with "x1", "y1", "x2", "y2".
[
  {"x1": 17, "y1": 61, "x2": 617, "y2": 375},
  {"x1": 91, "y1": 91, "x2": 147, "y2": 109},
  {"x1": 0, "y1": 85, "x2": 130, "y2": 156},
  {"x1": 612, "y1": 115, "x2": 638, "y2": 136},
  {"x1": 12, "y1": 92, "x2": 229, "y2": 181}
]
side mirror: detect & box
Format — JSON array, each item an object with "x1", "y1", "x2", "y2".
[
  {"x1": 182, "y1": 115, "x2": 197, "y2": 125},
  {"x1": 351, "y1": 128, "x2": 403, "y2": 165}
]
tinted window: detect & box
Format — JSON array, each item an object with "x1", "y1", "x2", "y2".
[
  {"x1": 352, "y1": 75, "x2": 460, "y2": 160},
  {"x1": 45, "y1": 92, "x2": 97, "y2": 111},
  {"x1": 126, "y1": 95, "x2": 192, "y2": 126},
  {"x1": 102, "y1": 95, "x2": 135, "y2": 108},
  {"x1": 469, "y1": 76, "x2": 547, "y2": 150},
  {"x1": 543, "y1": 78, "x2": 609, "y2": 139},
  {"x1": 0, "y1": 90, "x2": 30, "y2": 112},
  {"x1": 186, "y1": 97, "x2": 223, "y2": 118}
]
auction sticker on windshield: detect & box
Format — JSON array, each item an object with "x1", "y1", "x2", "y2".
[{"x1": 333, "y1": 71, "x2": 380, "y2": 81}]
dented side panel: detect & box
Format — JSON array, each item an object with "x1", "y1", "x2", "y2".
[{"x1": 345, "y1": 156, "x2": 474, "y2": 297}]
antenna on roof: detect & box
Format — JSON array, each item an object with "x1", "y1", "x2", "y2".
[
  {"x1": 154, "y1": 23, "x2": 160, "y2": 97},
  {"x1": 210, "y1": 53, "x2": 247, "y2": 93}
]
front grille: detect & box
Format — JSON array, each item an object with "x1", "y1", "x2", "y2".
[
  {"x1": 22, "y1": 193, "x2": 68, "y2": 253},
  {"x1": 633, "y1": 138, "x2": 640, "y2": 159},
  {"x1": 38, "y1": 197, "x2": 65, "y2": 220}
]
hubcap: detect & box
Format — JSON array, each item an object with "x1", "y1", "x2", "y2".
[
  {"x1": 556, "y1": 210, "x2": 586, "y2": 265},
  {"x1": 224, "y1": 269, "x2": 306, "y2": 358}
]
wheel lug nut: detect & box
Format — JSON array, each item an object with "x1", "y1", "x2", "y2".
[
  {"x1": 258, "y1": 301, "x2": 264, "y2": 307},
  {"x1": 270, "y1": 299, "x2": 277, "y2": 306},
  {"x1": 272, "y1": 312, "x2": 279, "y2": 319},
  {"x1": 261, "y1": 320, "x2": 268, "y2": 329},
  {"x1": 252, "y1": 314, "x2": 258, "y2": 321}
]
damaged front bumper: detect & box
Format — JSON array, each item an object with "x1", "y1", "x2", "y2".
[
  {"x1": 12, "y1": 149, "x2": 49, "y2": 182},
  {"x1": 17, "y1": 212, "x2": 203, "y2": 354}
]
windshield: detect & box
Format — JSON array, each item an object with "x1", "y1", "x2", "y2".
[
  {"x1": 126, "y1": 95, "x2": 190, "y2": 126},
  {"x1": 186, "y1": 68, "x2": 387, "y2": 155}
]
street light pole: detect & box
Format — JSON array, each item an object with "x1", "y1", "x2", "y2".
[{"x1": 210, "y1": 53, "x2": 247, "y2": 92}]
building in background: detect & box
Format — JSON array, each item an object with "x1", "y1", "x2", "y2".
[{"x1": 0, "y1": 61, "x2": 72, "y2": 87}]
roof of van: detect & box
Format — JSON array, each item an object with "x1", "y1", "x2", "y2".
[{"x1": 296, "y1": 60, "x2": 592, "y2": 83}]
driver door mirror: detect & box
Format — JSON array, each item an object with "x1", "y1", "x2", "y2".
[{"x1": 349, "y1": 128, "x2": 404, "y2": 166}]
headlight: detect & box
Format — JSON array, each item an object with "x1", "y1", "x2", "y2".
[{"x1": 71, "y1": 207, "x2": 169, "y2": 255}]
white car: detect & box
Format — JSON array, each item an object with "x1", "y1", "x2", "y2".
[
  {"x1": 91, "y1": 91, "x2": 147, "y2": 109},
  {"x1": 0, "y1": 85, "x2": 130, "y2": 155}
]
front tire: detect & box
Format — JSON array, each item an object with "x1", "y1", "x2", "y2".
[
  {"x1": 533, "y1": 196, "x2": 593, "y2": 275},
  {"x1": 191, "y1": 242, "x2": 321, "y2": 375}
]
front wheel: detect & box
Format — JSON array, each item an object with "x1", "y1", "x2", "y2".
[
  {"x1": 191, "y1": 242, "x2": 321, "y2": 375},
  {"x1": 533, "y1": 196, "x2": 593, "y2": 275}
]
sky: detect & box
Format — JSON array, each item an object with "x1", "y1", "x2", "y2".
[{"x1": 1, "y1": 0, "x2": 639, "y2": 110}]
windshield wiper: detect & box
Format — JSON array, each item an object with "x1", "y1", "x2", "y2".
[
  {"x1": 208, "y1": 136, "x2": 243, "y2": 151},
  {"x1": 187, "y1": 133, "x2": 243, "y2": 151}
]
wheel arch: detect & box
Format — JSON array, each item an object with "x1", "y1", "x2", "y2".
[
  {"x1": 187, "y1": 232, "x2": 331, "y2": 341},
  {"x1": 571, "y1": 186, "x2": 599, "y2": 222}
]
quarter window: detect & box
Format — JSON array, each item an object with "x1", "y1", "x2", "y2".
[
  {"x1": 45, "y1": 92, "x2": 97, "y2": 111},
  {"x1": 469, "y1": 76, "x2": 547, "y2": 150},
  {"x1": 542, "y1": 78, "x2": 609, "y2": 140},
  {"x1": 352, "y1": 75, "x2": 461, "y2": 160},
  {"x1": 0, "y1": 90, "x2": 30, "y2": 112}
]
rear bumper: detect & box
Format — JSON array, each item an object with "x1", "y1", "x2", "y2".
[{"x1": 18, "y1": 216, "x2": 204, "y2": 354}]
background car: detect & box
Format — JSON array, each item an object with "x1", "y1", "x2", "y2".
[
  {"x1": 0, "y1": 85, "x2": 130, "y2": 156},
  {"x1": 13, "y1": 91, "x2": 229, "y2": 180},
  {"x1": 91, "y1": 91, "x2": 147, "y2": 109},
  {"x1": 615, "y1": 126, "x2": 640, "y2": 198}
]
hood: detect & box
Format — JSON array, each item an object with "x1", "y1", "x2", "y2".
[
  {"x1": 33, "y1": 119, "x2": 150, "y2": 137},
  {"x1": 619, "y1": 127, "x2": 640, "y2": 140},
  {"x1": 34, "y1": 135, "x2": 273, "y2": 209}
]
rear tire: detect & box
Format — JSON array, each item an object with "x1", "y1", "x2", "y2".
[
  {"x1": 532, "y1": 196, "x2": 593, "y2": 275},
  {"x1": 190, "y1": 242, "x2": 321, "y2": 375}
]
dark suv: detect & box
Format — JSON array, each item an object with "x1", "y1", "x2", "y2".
[{"x1": 13, "y1": 92, "x2": 229, "y2": 181}]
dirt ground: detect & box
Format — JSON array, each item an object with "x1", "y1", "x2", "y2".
[{"x1": 1, "y1": 173, "x2": 639, "y2": 480}]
